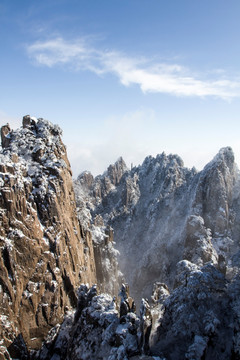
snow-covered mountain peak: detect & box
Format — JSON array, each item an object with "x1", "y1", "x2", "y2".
[
  {"x1": 1, "y1": 116, "x2": 65, "y2": 169},
  {"x1": 202, "y1": 146, "x2": 235, "y2": 173},
  {"x1": 75, "y1": 148, "x2": 240, "y2": 305}
]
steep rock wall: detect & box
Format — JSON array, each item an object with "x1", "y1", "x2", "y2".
[{"x1": 0, "y1": 117, "x2": 97, "y2": 359}]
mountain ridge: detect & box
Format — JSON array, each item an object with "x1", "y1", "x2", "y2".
[
  {"x1": 1, "y1": 116, "x2": 240, "y2": 359},
  {"x1": 74, "y1": 146, "x2": 240, "y2": 303}
]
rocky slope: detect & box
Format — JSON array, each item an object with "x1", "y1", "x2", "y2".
[
  {"x1": 74, "y1": 148, "x2": 240, "y2": 304},
  {"x1": 0, "y1": 117, "x2": 120, "y2": 359}
]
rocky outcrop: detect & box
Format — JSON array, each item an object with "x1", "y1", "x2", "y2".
[
  {"x1": 1, "y1": 124, "x2": 11, "y2": 149},
  {"x1": 35, "y1": 284, "x2": 140, "y2": 360},
  {"x1": 183, "y1": 215, "x2": 218, "y2": 267},
  {"x1": 107, "y1": 157, "x2": 128, "y2": 186},
  {"x1": 33, "y1": 263, "x2": 240, "y2": 360},
  {"x1": 92, "y1": 225, "x2": 122, "y2": 296},
  {"x1": 0, "y1": 117, "x2": 98, "y2": 359},
  {"x1": 192, "y1": 147, "x2": 236, "y2": 234}
]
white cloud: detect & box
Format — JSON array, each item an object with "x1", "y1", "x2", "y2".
[
  {"x1": 27, "y1": 37, "x2": 95, "y2": 68},
  {"x1": 27, "y1": 36, "x2": 240, "y2": 99}
]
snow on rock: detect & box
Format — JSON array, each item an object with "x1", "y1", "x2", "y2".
[
  {"x1": 184, "y1": 215, "x2": 218, "y2": 267},
  {"x1": 2, "y1": 115, "x2": 240, "y2": 360},
  {"x1": 0, "y1": 116, "x2": 97, "y2": 358},
  {"x1": 70, "y1": 147, "x2": 240, "y2": 359},
  {"x1": 149, "y1": 263, "x2": 236, "y2": 359},
  {"x1": 35, "y1": 284, "x2": 140, "y2": 360},
  {"x1": 36, "y1": 265, "x2": 240, "y2": 360},
  {"x1": 75, "y1": 147, "x2": 240, "y2": 305},
  {"x1": 75, "y1": 172, "x2": 124, "y2": 297}
]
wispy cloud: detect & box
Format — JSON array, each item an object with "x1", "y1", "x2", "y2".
[{"x1": 27, "y1": 37, "x2": 240, "y2": 99}]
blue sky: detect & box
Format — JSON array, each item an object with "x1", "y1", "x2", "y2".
[{"x1": 1, "y1": 0, "x2": 240, "y2": 176}]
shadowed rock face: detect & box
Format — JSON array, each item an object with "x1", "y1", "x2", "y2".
[{"x1": 0, "y1": 117, "x2": 97, "y2": 358}]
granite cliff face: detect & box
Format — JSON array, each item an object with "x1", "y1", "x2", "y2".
[{"x1": 0, "y1": 117, "x2": 120, "y2": 359}]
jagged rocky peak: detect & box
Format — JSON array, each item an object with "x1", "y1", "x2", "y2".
[
  {"x1": 210, "y1": 146, "x2": 235, "y2": 169},
  {"x1": 2, "y1": 115, "x2": 240, "y2": 360},
  {"x1": 77, "y1": 170, "x2": 94, "y2": 189},
  {"x1": 200, "y1": 146, "x2": 236, "y2": 187},
  {"x1": 107, "y1": 156, "x2": 128, "y2": 185},
  {"x1": 193, "y1": 146, "x2": 237, "y2": 235},
  {"x1": 0, "y1": 115, "x2": 70, "y2": 171},
  {"x1": 141, "y1": 152, "x2": 184, "y2": 170},
  {"x1": 0, "y1": 116, "x2": 98, "y2": 359}
]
